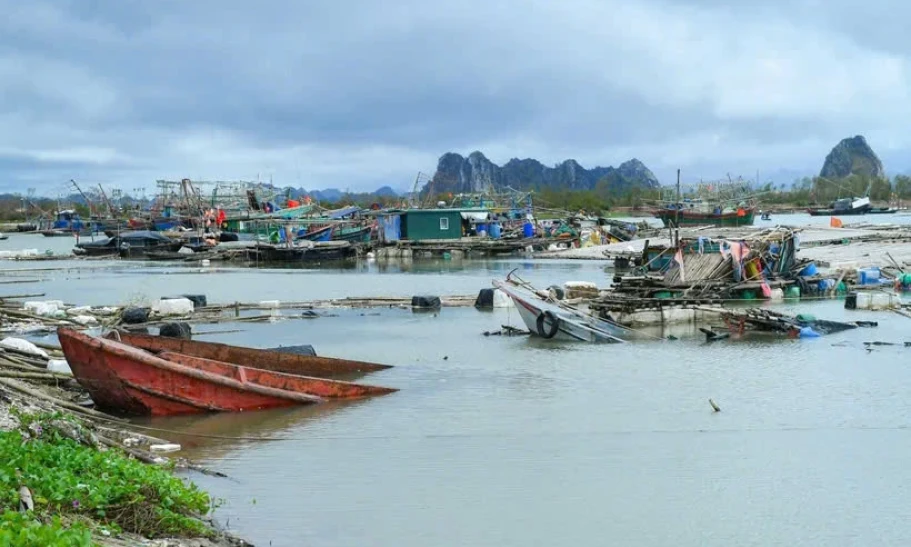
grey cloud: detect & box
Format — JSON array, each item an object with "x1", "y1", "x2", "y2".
[{"x1": 0, "y1": 0, "x2": 909, "y2": 193}]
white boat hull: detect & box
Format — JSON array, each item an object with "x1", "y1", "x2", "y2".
[{"x1": 493, "y1": 280, "x2": 624, "y2": 343}]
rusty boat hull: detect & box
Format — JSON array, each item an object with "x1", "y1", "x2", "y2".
[
  {"x1": 59, "y1": 328, "x2": 396, "y2": 416},
  {"x1": 106, "y1": 331, "x2": 391, "y2": 378}
]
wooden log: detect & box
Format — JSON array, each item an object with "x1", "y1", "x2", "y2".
[
  {"x1": 30, "y1": 341, "x2": 63, "y2": 352},
  {"x1": 0, "y1": 371, "x2": 71, "y2": 381},
  {"x1": 0, "y1": 308, "x2": 66, "y2": 325},
  {"x1": 0, "y1": 359, "x2": 50, "y2": 372},
  {"x1": 0, "y1": 378, "x2": 125, "y2": 422}
]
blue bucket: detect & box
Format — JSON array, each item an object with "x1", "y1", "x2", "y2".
[{"x1": 523, "y1": 222, "x2": 535, "y2": 238}]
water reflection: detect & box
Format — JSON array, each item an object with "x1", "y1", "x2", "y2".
[{"x1": 139, "y1": 400, "x2": 369, "y2": 460}]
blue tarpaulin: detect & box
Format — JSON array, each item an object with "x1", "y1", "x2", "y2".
[{"x1": 381, "y1": 215, "x2": 401, "y2": 242}]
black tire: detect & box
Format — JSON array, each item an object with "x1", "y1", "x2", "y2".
[{"x1": 535, "y1": 310, "x2": 560, "y2": 339}]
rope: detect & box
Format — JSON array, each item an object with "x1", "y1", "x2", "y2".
[{"x1": 85, "y1": 413, "x2": 286, "y2": 442}]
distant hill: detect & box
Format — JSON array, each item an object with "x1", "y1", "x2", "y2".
[
  {"x1": 374, "y1": 186, "x2": 398, "y2": 197},
  {"x1": 427, "y1": 151, "x2": 661, "y2": 195},
  {"x1": 286, "y1": 186, "x2": 398, "y2": 202},
  {"x1": 820, "y1": 135, "x2": 885, "y2": 179}
]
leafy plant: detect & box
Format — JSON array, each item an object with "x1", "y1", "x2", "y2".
[
  {"x1": 0, "y1": 511, "x2": 93, "y2": 546},
  {"x1": 0, "y1": 428, "x2": 211, "y2": 538}
]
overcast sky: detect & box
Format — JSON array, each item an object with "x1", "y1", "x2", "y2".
[{"x1": 1, "y1": 0, "x2": 908, "y2": 195}]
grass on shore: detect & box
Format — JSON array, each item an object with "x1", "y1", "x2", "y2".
[{"x1": 0, "y1": 411, "x2": 214, "y2": 546}]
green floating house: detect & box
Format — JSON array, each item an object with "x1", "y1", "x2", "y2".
[{"x1": 381, "y1": 208, "x2": 490, "y2": 241}]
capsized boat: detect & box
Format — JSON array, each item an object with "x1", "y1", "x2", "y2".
[
  {"x1": 493, "y1": 275, "x2": 626, "y2": 343},
  {"x1": 713, "y1": 308, "x2": 875, "y2": 339},
  {"x1": 58, "y1": 328, "x2": 396, "y2": 416}
]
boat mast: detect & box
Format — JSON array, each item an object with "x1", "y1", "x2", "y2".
[
  {"x1": 674, "y1": 169, "x2": 680, "y2": 245},
  {"x1": 69, "y1": 179, "x2": 95, "y2": 217}
]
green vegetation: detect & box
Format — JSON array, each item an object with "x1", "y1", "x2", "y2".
[
  {"x1": 756, "y1": 174, "x2": 898, "y2": 207},
  {"x1": 3, "y1": 171, "x2": 911, "y2": 223},
  {"x1": 0, "y1": 511, "x2": 92, "y2": 546},
  {"x1": 0, "y1": 412, "x2": 213, "y2": 545}
]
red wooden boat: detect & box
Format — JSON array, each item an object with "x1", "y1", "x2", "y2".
[
  {"x1": 105, "y1": 331, "x2": 392, "y2": 378},
  {"x1": 58, "y1": 328, "x2": 397, "y2": 416}
]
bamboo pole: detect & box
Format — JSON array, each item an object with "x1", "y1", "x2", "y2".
[{"x1": 0, "y1": 378, "x2": 125, "y2": 422}]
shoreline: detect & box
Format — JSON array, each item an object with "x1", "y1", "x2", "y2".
[{"x1": 0, "y1": 346, "x2": 253, "y2": 547}]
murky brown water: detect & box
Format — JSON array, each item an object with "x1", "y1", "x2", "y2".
[{"x1": 6, "y1": 229, "x2": 911, "y2": 546}]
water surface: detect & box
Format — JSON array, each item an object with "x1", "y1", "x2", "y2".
[{"x1": 5, "y1": 232, "x2": 911, "y2": 546}]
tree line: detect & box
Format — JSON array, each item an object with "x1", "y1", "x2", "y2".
[{"x1": 2, "y1": 173, "x2": 909, "y2": 222}]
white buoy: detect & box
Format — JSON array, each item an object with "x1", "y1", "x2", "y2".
[{"x1": 201, "y1": 259, "x2": 211, "y2": 267}]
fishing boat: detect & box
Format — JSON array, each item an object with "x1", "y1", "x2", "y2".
[
  {"x1": 653, "y1": 200, "x2": 756, "y2": 228},
  {"x1": 867, "y1": 206, "x2": 898, "y2": 215},
  {"x1": 806, "y1": 196, "x2": 871, "y2": 216},
  {"x1": 0, "y1": 233, "x2": 7, "y2": 241},
  {"x1": 73, "y1": 231, "x2": 182, "y2": 258},
  {"x1": 248, "y1": 241, "x2": 357, "y2": 262},
  {"x1": 296, "y1": 225, "x2": 333, "y2": 241},
  {"x1": 493, "y1": 274, "x2": 626, "y2": 343},
  {"x1": 651, "y1": 180, "x2": 758, "y2": 228},
  {"x1": 58, "y1": 328, "x2": 396, "y2": 416},
  {"x1": 332, "y1": 225, "x2": 372, "y2": 243}
]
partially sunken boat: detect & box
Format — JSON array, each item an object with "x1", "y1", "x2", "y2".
[
  {"x1": 58, "y1": 328, "x2": 396, "y2": 416},
  {"x1": 493, "y1": 274, "x2": 626, "y2": 343}
]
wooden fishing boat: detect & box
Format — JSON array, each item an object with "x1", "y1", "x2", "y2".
[
  {"x1": 247, "y1": 242, "x2": 357, "y2": 262},
  {"x1": 296, "y1": 225, "x2": 333, "y2": 241},
  {"x1": 652, "y1": 205, "x2": 756, "y2": 228},
  {"x1": 73, "y1": 231, "x2": 183, "y2": 258},
  {"x1": 107, "y1": 331, "x2": 392, "y2": 377},
  {"x1": 332, "y1": 226, "x2": 372, "y2": 243},
  {"x1": 58, "y1": 328, "x2": 396, "y2": 416},
  {"x1": 493, "y1": 276, "x2": 626, "y2": 343}
]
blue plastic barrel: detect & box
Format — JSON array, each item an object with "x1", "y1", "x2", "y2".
[
  {"x1": 799, "y1": 263, "x2": 818, "y2": 277},
  {"x1": 523, "y1": 222, "x2": 535, "y2": 238},
  {"x1": 489, "y1": 223, "x2": 501, "y2": 239},
  {"x1": 476, "y1": 223, "x2": 487, "y2": 235}
]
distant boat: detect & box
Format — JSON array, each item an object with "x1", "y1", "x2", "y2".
[
  {"x1": 867, "y1": 207, "x2": 898, "y2": 215},
  {"x1": 651, "y1": 181, "x2": 758, "y2": 228},
  {"x1": 652, "y1": 202, "x2": 756, "y2": 228},
  {"x1": 73, "y1": 231, "x2": 182, "y2": 258},
  {"x1": 806, "y1": 196, "x2": 872, "y2": 216},
  {"x1": 248, "y1": 241, "x2": 357, "y2": 262},
  {"x1": 0, "y1": 233, "x2": 7, "y2": 241}
]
